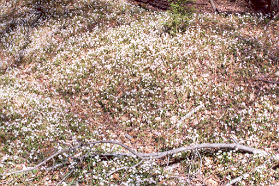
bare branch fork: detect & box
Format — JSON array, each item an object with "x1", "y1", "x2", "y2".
[{"x1": 3, "y1": 141, "x2": 278, "y2": 177}]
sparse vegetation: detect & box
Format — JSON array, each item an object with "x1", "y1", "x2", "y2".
[
  {"x1": 163, "y1": 0, "x2": 194, "y2": 34},
  {"x1": 0, "y1": 0, "x2": 279, "y2": 185}
]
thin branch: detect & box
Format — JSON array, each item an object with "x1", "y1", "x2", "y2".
[
  {"x1": 82, "y1": 141, "x2": 270, "y2": 159},
  {"x1": 86, "y1": 141, "x2": 144, "y2": 159},
  {"x1": 273, "y1": 11, "x2": 279, "y2": 20},
  {"x1": 208, "y1": 0, "x2": 220, "y2": 14},
  {"x1": 135, "y1": 143, "x2": 269, "y2": 159},
  {"x1": 4, "y1": 148, "x2": 70, "y2": 176},
  {"x1": 4, "y1": 141, "x2": 277, "y2": 178},
  {"x1": 231, "y1": 137, "x2": 239, "y2": 145},
  {"x1": 195, "y1": 148, "x2": 203, "y2": 174},
  {"x1": 46, "y1": 162, "x2": 68, "y2": 172},
  {"x1": 264, "y1": 11, "x2": 279, "y2": 29},
  {"x1": 256, "y1": 78, "x2": 279, "y2": 84},
  {"x1": 178, "y1": 103, "x2": 204, "y2": 126},
  {"x1": 56, "y1": 169, "x2": 74, "y2": 186}
]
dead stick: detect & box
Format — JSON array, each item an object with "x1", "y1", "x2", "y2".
[
  {"x1": 209, "y1": 0, "x2": 220, "y2": 13},
  {"x1": 256, "y1": 78, "x2": 279, "y2": 84},
  {"x1": 4, "y1": 141, "x2": 278, "y2": 177}
]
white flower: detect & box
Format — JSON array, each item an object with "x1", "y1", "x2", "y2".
[
  {"x1": 155, "y1": 117, "x2": 161, "y2": 122},
  {"x1": 170, "y1": 116, "x2": 177, "y2": 124}
]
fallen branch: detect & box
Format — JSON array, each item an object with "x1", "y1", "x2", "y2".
[{"x1": 3, "y1": 140, "x2": 278, "y2": 178}]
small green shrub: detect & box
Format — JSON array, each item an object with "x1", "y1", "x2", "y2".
[{"x1": 164, "y1": 0, "x2": 195, "y2": 34}]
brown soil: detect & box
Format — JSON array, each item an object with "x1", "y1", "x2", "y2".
[{"x1": 129, "y1": 0, "x2": 255, "y2": 14}]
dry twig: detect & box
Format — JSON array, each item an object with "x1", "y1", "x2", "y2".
[
  {"x1": 56, "y1": 169, "x2": 75, "y2": 186},
  {"x1": 264, "y1": 11, "x2": 279, "y2": 29},
  {"x1": 256, "y1": 78, "x2": 279, "y2": 84},
  {"x1": 208, "y1": 0, "x2": 220, "y2": 13}
]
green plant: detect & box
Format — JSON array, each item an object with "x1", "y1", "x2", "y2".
[
  {"x1": 164, "y1": 0, "x2": 195, "y2": 34},
  {"x1": 170, "y1": 0, "x2": 193, "y2": 14}
]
